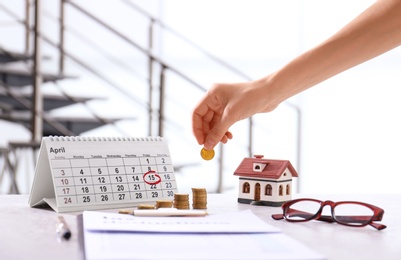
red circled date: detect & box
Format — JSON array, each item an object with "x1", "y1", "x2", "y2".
[{"x1": 143, "y1": 170, "x2": 161, "y2": 185}]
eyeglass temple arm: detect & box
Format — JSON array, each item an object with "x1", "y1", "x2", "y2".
[
  {"x1": 370, "y1": 211, "x2": 387, "y2": 230},
  {"x1": 369, "y1": 222, "x2": 387, "y2": 230},
  {"x1": 271, "y1": 213, "x2": 285, "y2": 220}
]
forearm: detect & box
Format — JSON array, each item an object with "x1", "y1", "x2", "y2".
[{"x1": 262, "y1": 0, "x2": 401, "y2": 108}]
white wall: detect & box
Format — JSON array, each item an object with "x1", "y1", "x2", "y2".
[{"x1": 160, "y1": 0, "x2": 401, "y2": 194}]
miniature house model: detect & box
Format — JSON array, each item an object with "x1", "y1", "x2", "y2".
[{"x1": 233, "y1": 155, "x2": 298, "y2": 206}]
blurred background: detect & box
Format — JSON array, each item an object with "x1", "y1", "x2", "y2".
[{"x1": 1, "y1": 0, "x2": 400, "y2": 195}]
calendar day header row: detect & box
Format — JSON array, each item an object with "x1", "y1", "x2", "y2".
[{"x1": 50, "y1": 155, "x2": 172, "y2": 169}]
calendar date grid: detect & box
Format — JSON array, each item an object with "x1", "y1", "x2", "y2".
[{"x1": 51, "y1": 155, "x2": 176, "y2": 206}]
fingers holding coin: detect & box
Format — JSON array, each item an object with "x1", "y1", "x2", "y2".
[{"x1": 200, "y1": 131, "x2": 232, "y2": 161}]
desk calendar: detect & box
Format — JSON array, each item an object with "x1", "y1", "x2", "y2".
[{"x1": 29, "y1": 136, "x2": 178, "y2": 213}]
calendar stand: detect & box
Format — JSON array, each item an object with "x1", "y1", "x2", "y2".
[{"x1": 29, "y1": 136, "x2": 178, "y2": 213}]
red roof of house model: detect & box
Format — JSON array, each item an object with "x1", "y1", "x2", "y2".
[{"x1": 233, "y1": 155, "x2": 298, "y2": 179}]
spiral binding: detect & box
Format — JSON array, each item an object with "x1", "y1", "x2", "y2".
[{"x1": 46, "y1": 136, "x2": 163, "y2": 142}]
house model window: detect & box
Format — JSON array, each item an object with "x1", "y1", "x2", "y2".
[
  {"x1": 252, "y1": 155, "x2": 267, "y2": 172},
  {"x1": 265, "y1": 184, "x2": 272, "y2": 196},
  {"x1": 253, "y1": 163, "x2": 266, "y2": 172},
  {"x1": 243, "y1": 182, "x2": 250, "y2": 193}
]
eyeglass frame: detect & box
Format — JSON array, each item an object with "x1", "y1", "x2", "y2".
[{"x1": 271, "y1": 198, "x2": 386, "y2": 230}]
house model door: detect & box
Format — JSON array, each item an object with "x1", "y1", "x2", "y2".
[{"x1": 254, "y1": 183, "x2": 261, "y2": 201}]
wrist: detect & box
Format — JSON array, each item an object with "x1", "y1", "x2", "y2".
[{"x1": 254, "y1": 73, "x2": 286, "y2": 113}]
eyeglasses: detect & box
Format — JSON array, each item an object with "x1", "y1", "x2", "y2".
[{"x1": 271, "y1": 198, "x2": 386, "y2": 230}]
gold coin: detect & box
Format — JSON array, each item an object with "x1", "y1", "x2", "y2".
[{"x1": 200, "y1": 148, "x2": 215, "y2": 160}]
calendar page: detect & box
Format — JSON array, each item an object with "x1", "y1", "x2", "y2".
[{"x1": 29, "y1": 136, "x2": 178, "y2": 213}]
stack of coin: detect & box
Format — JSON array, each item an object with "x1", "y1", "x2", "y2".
[
  {"x1": 138, "y1": 204, "x2": 156, "y2": 210},
  {"x1": 192, "y1": 188, "x2": 207, "y2": 209},
  {"x1": 155, "y1": 200, "x2": 173, "y2": 209},
  {"x1": 173, "y1": 193, "x2": 190, "y2": 209},
  {"x1": 118, "y1": 209, "x2": 134, "y2": 214}
]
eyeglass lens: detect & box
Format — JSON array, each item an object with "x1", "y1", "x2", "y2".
[
  {"x1": 333, "y1": 203, "x2": 374, "y2": 226},
  {"x1": 286, "y1": 200, "x2": 375, "y2": 226}
]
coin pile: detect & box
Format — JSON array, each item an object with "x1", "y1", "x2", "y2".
[
  {"x1": 138, "y1": 204, "x2": 156, "y2": 210},
  {"x1": 173, "y1": 193, "x2": 190, "y2": 209},
  {"x1": 200, "y1": 148, "x2": 215, "y2": 160},
  {"x1": 192, "y1": 188, "x2": 207, "y2": 209},
  {"x1": 118, "y1": 209, "x2": 134, "y2": 214},
  {"x1": 156, "y1": 200, "x2": 173, "y2": 209}
]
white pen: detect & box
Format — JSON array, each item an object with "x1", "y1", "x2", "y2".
[
  {"x1": 56, "y1": 216, "x2": 71, "y2": 240},
  {"x1": 120, "y1": 208, "x2": 208, "y2": 217}
]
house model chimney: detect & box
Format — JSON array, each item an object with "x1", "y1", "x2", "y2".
[{"x1": 254, "y1": 155, "x2": 264, "y2": 159}]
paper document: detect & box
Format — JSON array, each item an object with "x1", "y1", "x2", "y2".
[
  {"x1": 82, "y1": 210, "x2": 325, "y2": 260},
  {"x1": 83, "y1": 209, "x2": 280, "y2": 233}
]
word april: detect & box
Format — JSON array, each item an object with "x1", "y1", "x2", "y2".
[{"x1": 49, "y1": 147, "x2": 66, "y2": 154}]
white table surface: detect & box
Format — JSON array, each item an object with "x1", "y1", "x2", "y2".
[{"x1": 0, "y1": 193, "x2": 399, "y2": 260}]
